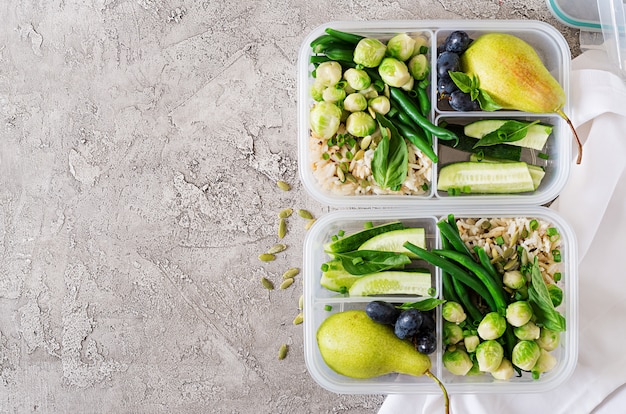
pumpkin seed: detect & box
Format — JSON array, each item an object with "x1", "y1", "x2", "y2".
[
  {"x1": 353, "y1": 149, "x2": 365, "y2": 161},
  {"x1": 360, "y1": 135, "x2": 372, "y2": 150},
  {"x1": 336, "y1": 166, "x2": 346, "y2": 183},
  {"x1": 509, "y1": 230, "x2": 519, "y2": 247},
  {"x1": 298, "y1": 294, "x2": 304, "y2": 310},
  {"x1": 504, "y1": 258, "x2": 519, "y2": 271},
  {"x1": 258, "y1": 253, "x2": 276, "y2": 262},
  {"x1": 502, "y1": 247, "x2": 515, "y2": 260},
  {"x1": 304, "y1": 218, "x2": 316, "y2": 230},
  {"x1": 278, "y1": 344, "x2": 288, "y2": 360},
  {"x1": 278, "y1": 218, "x2": 287, "y2": 239},
  {"x1": 276, "y1": 180, "x2": 290, "y2": 191},
  {"x1": 280, "y1": 278, "x2": 294, "y2": 290},
  {"x1": 298, "y1": 209, "x2": 313, "y2": 220},
  {"x1": 278, "y1": 208, "x2": 293, "y2": 219},
  {"x1": 345, "y1": 172, "x2": 357, "y2": 184},
  {"x1": 520, "y1": 248, "x2": 529, "y2": 266},
  {"x1": 293, "y1": 312, "x2": 304, "y2": 325},
  {"x1": 282, "y1": 267, "x2": 300, "y2": 279},
  {"x1": 261, "y1": 277, "x2": 274, "y2": 290},
  {"x1": 267, "y1": 243, "x2": 287, "y2": 255}
]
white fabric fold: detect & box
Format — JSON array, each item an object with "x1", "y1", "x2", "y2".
[{"x1": 380, "y1": 48, "x2": 626, "y2": 414}]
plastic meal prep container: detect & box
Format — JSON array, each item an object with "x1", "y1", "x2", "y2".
[
  {"x1": 297, "y1": 20, "x2": 573, "y2": 207},
  {"x1": 303, "y1": 207, "x2": 578, "y2": 394}
]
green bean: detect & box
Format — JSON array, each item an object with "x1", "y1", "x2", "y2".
[
  {"x1": 416, "y1": 86, "x2": 431, "y2": 117},
  {"x1": 437, "y1": 220, "x2": 474, "y2": 258},
  {"x1": 323, "y1": 47, "x2": 354, "y2": 62},
  {"x1": 394, "y1": 119, "x2": 438, "y2": 163},
  {"x1": 432, "y1": 249, "x2": 509, "y2": 314},
  {"x1": 475, "y1": 246, "x2": 500, "y2": 286},
  {"x1": 310, "y1": 35, "x2": 352, "y2": 52},
  {"x1": 441, "y1": 271, "x2": 461, "y2": 303},
  {"x1": 324, "y1": 27, "x2": 364, "y2": 45},
  {"x1": 442, "y1": 238, "x2": 482, "y2": 324},
  {"x1": 389, "y1": 87, "x2": 458, "y2": 143},
  {"x1": 403, "y1": 242, "x2": 496, "y2": 312}
]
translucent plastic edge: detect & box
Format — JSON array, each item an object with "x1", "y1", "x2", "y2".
[
  {"x1": 545, "y1": 0, "x2": 602, "y2": 31},
  {"x1": 297, "y1": 20, "x2": 572, "y2": 208},
  {"x1": 302, "y1": 206, "x2": 578, "y2": 394}
]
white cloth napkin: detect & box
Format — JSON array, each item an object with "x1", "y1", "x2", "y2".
[{"x1": 379, "y1": 48, "x2": 626, "y2": 414}]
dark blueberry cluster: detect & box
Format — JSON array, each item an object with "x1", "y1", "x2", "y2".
[
  {"x1": 365, "y1": 300, "x2": 437, "y2": 355},
  {"x1": 436, "y1": 31, "x2": 480, "y2": 112}
]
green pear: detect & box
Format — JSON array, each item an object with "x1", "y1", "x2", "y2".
[
  {"x1": 316, "y1": 310, "x2": 431, "y2": 378},
  {"x1": 460, "y1": 33, "x2": 582, "y2": 164}
]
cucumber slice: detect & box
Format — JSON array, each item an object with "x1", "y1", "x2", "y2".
[
  {"x1": 348, "y1": 270, "x2": 432, "y2": 296},
  {"x1": 437, "y1": 161, "x2": 535, "y2": 194},
  {"x1": 320, "y1": 259, "x2": 361, "y2": 292},
  {"x1": 464, "y1": 119, "x2": 553, "y2": 151},
  {"x1": 357, "y1": 228, "x2": 426, "y2": 259},
  {"x1": 324, "y1": 221, "x2": 405, "y2": 254},
  {"x1": 468, "y1": 154, "x2": 546, "y2": 190}
]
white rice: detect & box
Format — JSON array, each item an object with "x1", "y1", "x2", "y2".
[
  {"x1": 309, "y1": 126, "x2": 432, "y2": 196},
  {"x1": 455, "y1": 216, "x2": 563, "y2": 284}
]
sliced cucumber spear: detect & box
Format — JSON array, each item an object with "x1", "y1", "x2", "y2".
[
  {"x1": 437, "y1": 161, "x2": 536, "y2": 194},
  {"x1": 324, "y1": 221, "x2": 405, "y2": 254},
  {"x1": 464, "y1": 119, "x2": 553, "y2": 151}
]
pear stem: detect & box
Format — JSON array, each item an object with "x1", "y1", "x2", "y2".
[
  {"x1": 556, "y1": 109, "x2": 582, "y2": 165},
  {"x1": 425, "y1": 370, "x2": 450, "y2": 414}
]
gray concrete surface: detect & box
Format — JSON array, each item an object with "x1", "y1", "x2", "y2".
[{"x1": 0, "y1": 1, "x2": 580, "y2": 413}]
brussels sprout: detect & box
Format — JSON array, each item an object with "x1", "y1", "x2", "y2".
[
  {"x1": 514, "y1": 321, "x2": 541, "y2": 341},
  {"x1": 532, "y1": 349, "x2": 557, "y2": 377},
  {"x1": 407, "y1": 54, "x2": 429, "y2": 81},
  {"x1": 368, "y1": 95, "x2": 391, "y2": 116},
  {"x1": 547, "y1": 284, "x2": 563, "y2": 307},
  {"x1": 505, "y1": 301, "x2": 533, "y2": 327},
  {"x1": 378, "y1": 57, "x2": 411, "y2": 88},
  {"x1": 358, "y1": 84, "x2": 379, "y2": 99},
  {"x1": 503, "y1": 270, "x2": 526, "y2": 290},
  {"x1": 310, "y1": 80, "x2": 325, "y2": 102},
  {"x1": 491, "y1": 358, "x2": 515, "y2": 380},
  {"x1": 536, "y1": 328, "x2": 560, "y2": 351},
  {"x1": 315, "y1": 61, "x2": 342, "y2": 87},
  {"x1": 477, "y1": 312, "x2": 507, "y2": 340},
  {"x1": 476, "y1": 340, "x2": 504, "y2": 373},
  {"x1": 443, "y1": 321, "x2": 463, "y2": 345},
  {"x1": 400, "y1": 76, "x2": 415, "y2": 92},
  {"x1": 322, "y1": 85, "x2": 346, "y2": 103},
  {"x1": 343, "y1": 93, "x2": 368, "y2": 112},
  {"x1": 512, "y1": 340, "x2": 541, "y2": 371},
  {"x1": 353, "y1": 37, "x2": 387, "y2": 68},
  {"x1": 345, "y1": 111, "x2": 376, "y2": 137},
  {"x1": 443, "y1": 348, "x2": 473, "y2": 376},
  {"x1": 464, "y1": 334, "x2": 480, "y2": 353},
  {"x1": 386, "y1": 33, "x2": 416, "y2": 61},
  {"x1": 310, "y1": 101, "x2": 342, "y2": 139},
  {"x1": 343, "y1": 68, "x2": 371, "y2": 91},
  {"x1": 411, "y1": 35, "x2": 429, "y2": 56},
  {"x1": 442, "y1": 301, "x2": 467, "y2": 324}
]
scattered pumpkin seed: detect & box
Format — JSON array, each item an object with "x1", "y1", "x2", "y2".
[
  {"x1": 298, "y1": 209, "x2": 313, "y2": 220},
  {"x1": 258, "y1": 253, "x2": 276, "y2": 262},
  {"x1": 276, "y1": 180, "x2": 290, "y2": 191},
  {"x1": 509, "y1": 230, "x2": 520, "y2": 247},
  {"x1": 336, "y1": 166, "x2": 346, "y2": 183},
  {"x1": 261, "y1": 277, "x2": 274, "y2": 290},
  {"x1": 360, "y1": 135, "x2": 372, "y2": 150},
  {"x1": 304, "y1": 218, "x2": 316, "y2": 230},
  {"x1": 267, "y1": 243, "x2": 287, "y2": 255},
  {"x1": 503, "y1": 258, "x2": 519, "y2": 271},
  {"x1": 353, "y1": 149, "x2": 365, "y2": 161},
  {"x1": 278, "y1": 218, "x2": 287, "y2": 239},
  {"x1": 282, "y1": 267, "x2": 300, "y2": 279},
  {"x1": 278, "y1": 344, "x2": 288, "y2": 360},
  {"x1": 345, "y1": 172, "x2": 357, "y2": 184},
  {"x1": 280, "y1": 278, "x2": 294, "y2": 290},
  {"x1": 298, "y1": 294, "x2": 304, "y2": 310},
  {"x1": 278, "y1": 208, "x2": 293, "y2": 219},
  {"x1": 293, "y1": 312, "x2": 304, "y2": 325}
]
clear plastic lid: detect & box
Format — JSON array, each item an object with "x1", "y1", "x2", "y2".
[{"x1": 546, "y1": 0, "x2": 602, "y2": 30}]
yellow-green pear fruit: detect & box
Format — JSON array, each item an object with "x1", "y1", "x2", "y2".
[
  {"x1": 316, "y1": 310, "x2": 431, "y2": 379},
  {"x1": 461, "y1": 33, "x2": 582, "y2": 163}
]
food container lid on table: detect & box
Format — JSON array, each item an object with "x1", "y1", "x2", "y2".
[
  {"x1": 298, "y1": 20, "x2": 573, "y2": 207},
  {"x1": 303, "y1": 207, "x2": 578, "y2": 394}
]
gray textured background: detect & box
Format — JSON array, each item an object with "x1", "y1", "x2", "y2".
[{"x1": 0, "y1": 1, "x2": 580, "y2": 413}]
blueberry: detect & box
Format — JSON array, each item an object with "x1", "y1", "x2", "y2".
[
  {"x1": 437, "y1": 76, "x2": 459, "y2": 97},
  {"x1": 444, "y1": 31, "x2": 471, "y2": 54},
  {"x1": 365, "y1": 300, "x2": 401, "y2": 325},
  {"x1": 414, "y1": 330, "x2": 437, "y2": 354},
  {"x1": 449, "y1": 90, "x2": 480, "y2": 112},
  {"x1": 436, "y1": 51, "x2": 460, "y2": 79},
  {"x1": 394, "y1": 309, "x2": 423, "y2": 339}
]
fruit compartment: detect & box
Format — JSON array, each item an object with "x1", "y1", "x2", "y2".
[
  {"x1": 297, "y1": 20, "x2": 572, "y2": 207},
  {"x1": 303, "y1": 207, "x2": 577, "y2": 394},
  {"x1": 434, "y1": 114, "x2": 568, "y2": 201}
]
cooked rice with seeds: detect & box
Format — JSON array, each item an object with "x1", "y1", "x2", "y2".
[
  {"x1": 309, "y1": 125, "x2": 432, "y2": 196},
  {"x1": 455, "y1": 217, "x2": 563, "y2": 284}
]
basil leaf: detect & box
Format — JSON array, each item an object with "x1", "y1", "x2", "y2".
[
  {"x1": 473, "y1": 120, "x2": 540, "y2": 148},
  {"x1": 476, "y1": 90, "x2": 503, "y2": 111},
  {"x1": 371, "y1": 114, "x2": 408, "y2": 190},
  {"x1": 398, "y1": 298, "x2": 446, "y2": 311},
  {"x1": 527, "y1": 257, "x2": 566, "y2": 332},
  {"x1": 334, "y1": 250, "x2": 412, "y2": 275},
  {"x1": 449, "y1": 71, "x2": 473, "y2": 93}
]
